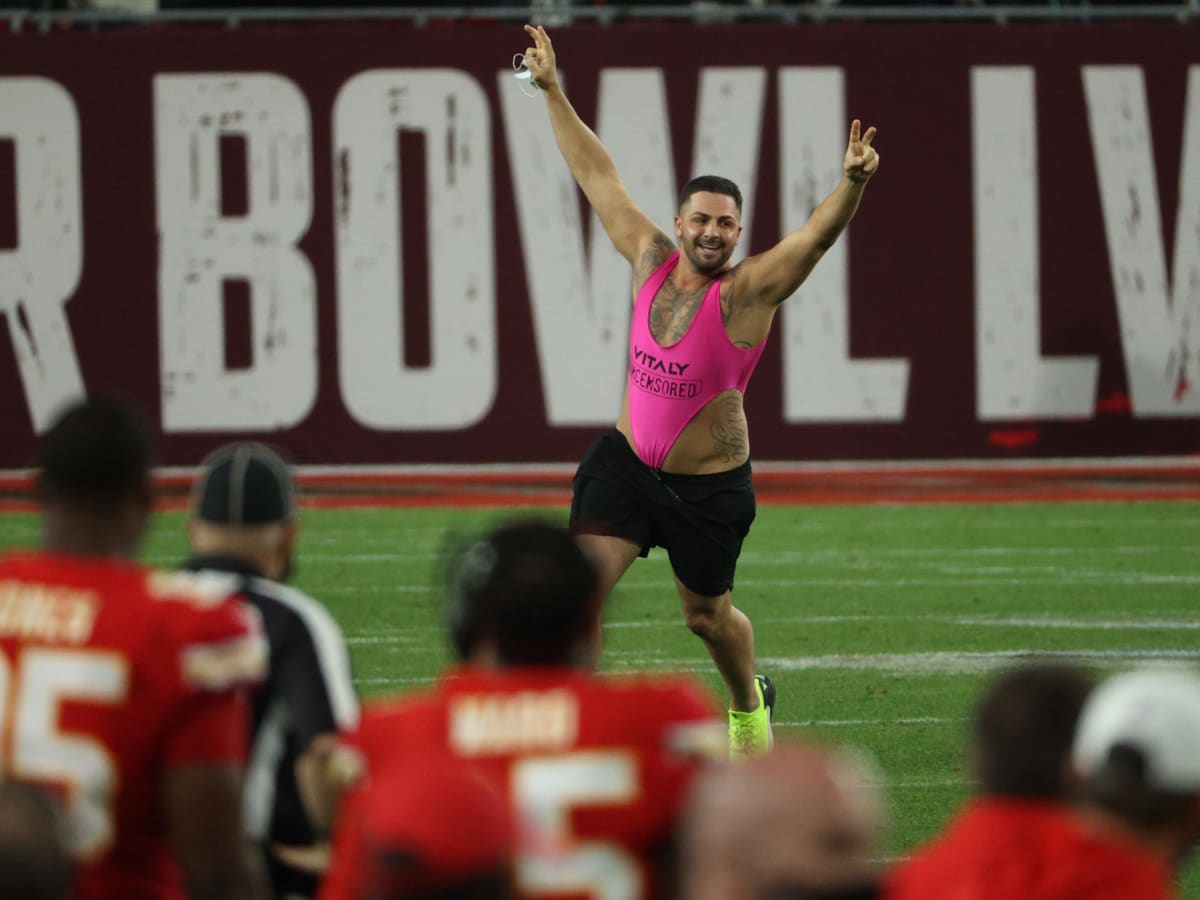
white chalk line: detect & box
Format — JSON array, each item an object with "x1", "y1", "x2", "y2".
[
  {"x1": 125, "y1": 542, "x2": 1200, "y2": 568},
  {"x1": 355, "y1": 648, "x2": 1200, "y2": 676},
  {"x1": 755, "y1": 649, "x2": 1198, "y2": 674},
  {"x1": 595, "y1": 649, "x2": 1198, "y2": 676},
  {"x1": 346, "y1": 634, "x2": 424, "y2": 645},
  {"x1": 212, "y1": 544, "x2": 1199, "y2": 565},
  {"x1": 343, "y1": 614, "x2": 1200, "y2": 641},
  {"x1": 678, "y1": 574, "x2": 1200, "y2": 588},
  {"x1": 312, "y1": 584, "x2": 433, "y2": 595},
  {"x1": 602, "y1": 613, "x2": 1200, "y2": 631},
  {"x1": 883, "y1": 778, "x2": 971, "y2": 789},
  {"x1": 309, "y1": 573, "x2": 1200, "y2": 595},
  {"x1": 777, "y1": 716, "x2": 968, "y2": 728}
]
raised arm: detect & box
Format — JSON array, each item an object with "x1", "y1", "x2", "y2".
[
  {"x1": 734, "y1": 120, "x2": 879, "y2": 307},
  {"x1": 523, "y1": 24, "x2": 668, "y2": 266}
]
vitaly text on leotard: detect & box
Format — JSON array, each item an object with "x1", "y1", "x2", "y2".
[{"x1": 627, "y1": 251, "x2": 767, "y2": 469}]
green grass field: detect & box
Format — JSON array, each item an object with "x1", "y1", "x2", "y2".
[{"x1": 2, "y1": 499, "x2": 1198, "y2": 894}]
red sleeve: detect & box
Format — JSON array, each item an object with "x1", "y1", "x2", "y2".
[
  {"x1": 162, "y1": 688, "x2": 252, "y2": 765},
  {"x1": 148, "y1": 573, "x2": 267, "y2": 765}
]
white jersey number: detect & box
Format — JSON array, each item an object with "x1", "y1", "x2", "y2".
[
  {"x1": 512, "y1": 751, "x2": 643, "y2": 900},
  {"x1": 0, "y1": 647, "x2": 128, "y2": 858}
]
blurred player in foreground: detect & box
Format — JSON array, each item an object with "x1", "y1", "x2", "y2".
[
  {"x1": 319, "y1": 518, "x2": 723, "y2": 900},
  {"x1": 186, "y1": 442, "x2": 359, "y2": 898},
  {"x1": 0, "y1": 397, "x2": 267, "y2": 899},
  {"x1": 680, "y1": 740, "x2": 888, "y2": 900},
  {"x1": 0, "y1": 780, "x2": 71, "y2": 900},
  {"x1": 884, "y1": 663, "x2": 1095, "y2": 898},
  {"x1": 522, "y1": 23, "x2": 880, "y2": 757},
  {"x1": 885, "y1": 662, "x2": 1200, "y2": 899},
  {"x1": 335, "y1": 755, "x2": 517, "y2": 899},
  {"x1": 1067, "y1": 666, "x2": 1200, "y2": 899}
]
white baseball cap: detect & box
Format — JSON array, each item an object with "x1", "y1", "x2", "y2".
[{"x1": 1072, "y1": 666, "x2": 1200, "y2": 794}]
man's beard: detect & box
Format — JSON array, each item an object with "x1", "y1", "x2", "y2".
[{"x1": 686, "y1": 238, "x2": 730, "y2": 273}]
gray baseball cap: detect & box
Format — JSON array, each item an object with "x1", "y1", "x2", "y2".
[{"x1": 192, "y1": 442, "x2": 295, "y2": 526}]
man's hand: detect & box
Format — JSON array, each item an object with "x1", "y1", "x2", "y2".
[
  {"x1": 523, "y1": 24, "x2": 558, "y2": 91},
  {"x1": 843, "y1": 119, "x2": 879, "y2": 184}
]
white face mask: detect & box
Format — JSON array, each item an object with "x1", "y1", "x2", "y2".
[{"x1": 512, "y1": 53, "x2": 539, "y2": 98}]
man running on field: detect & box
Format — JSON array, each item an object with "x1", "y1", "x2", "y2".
[{"x1": 522, "y1": 23, "x2": 880, "y2": 757}]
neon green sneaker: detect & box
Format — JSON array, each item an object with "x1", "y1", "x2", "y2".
[{"x1": 728, "y1": 674, "x2": 775, "y2": 760}]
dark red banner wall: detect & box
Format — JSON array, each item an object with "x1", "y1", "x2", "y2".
[{"x1": 0, "y1": 21, "x2": 1197, "y2": 467}]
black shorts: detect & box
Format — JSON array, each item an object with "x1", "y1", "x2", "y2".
[{"x1": 569, "y1": 430, "x2": 756, "y2": 597}]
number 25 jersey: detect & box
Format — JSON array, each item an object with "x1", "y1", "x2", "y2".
[{"x1": 0, "y1": 551, "x2": 267, "y2": 900}]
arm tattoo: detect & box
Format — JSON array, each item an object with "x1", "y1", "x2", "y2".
[
  {"x1": 710, "y1": 392, "x2": 749, "y2": 464},
  {"x1": 720, "y1": 264, "x2": 741, "y2": 328},
  {"x1": 634, "y1": 232, "x2": 676, "y2": 288}
]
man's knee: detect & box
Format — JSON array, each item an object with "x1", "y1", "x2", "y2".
[{"x1": 682, "y1": 594, "x2": 730, "y2": 639}]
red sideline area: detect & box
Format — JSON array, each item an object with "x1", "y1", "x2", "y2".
[{"x1": 1, "y1": 462, "x2": 1199, "y2": 511}]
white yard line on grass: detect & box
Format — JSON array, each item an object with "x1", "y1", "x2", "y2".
[
  {"x1": 884, "y1": 778, "x2": 971, "y2": 789},
  {"x1": 295, "y1": 552, "x2": 444, "y2": 562},
  {"x1": 739, "y1": 545, "x2": 1190, "y2": 562},
  {"x1": 314, "y1": 584, "x2": 432, "y2": 594},
  {"x1": 147, "y1": 570, "x2": 1198, "y2": 591},
  {"x1": 616, "y1": 573, "x2": 1200, "y2": 588},
  {"x1": 341, "y1": 613, "x2": 1200, "y2": 643},
  {"x1": 775, "y1": 716, "x2": 968, "y2": 728},
  {"x1": 756, "y1": 649, "x2": 1198, "y2": 674},
  {"x1": 255, "y1": 544, "x2": 1198, "y2": 564},
  {"x1": 602, "y1": 613, "x2": 1200, "y2": 631},
  {"x1": 598, "y1": 648, "x2": 1196, "y2": 675}
]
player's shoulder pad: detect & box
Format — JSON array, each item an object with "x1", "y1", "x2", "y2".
[
  {"x1": 665, "y1": 719, "x2": 729, "y2": 762},
  {"x1": 178, "y1": 600, "x2": 268, "y2": 692},
  {"x1": 146, "y1": 569, "x2": 268, "y2": 689},
  {"x1": 651, "y1": 677, "x2": 725, "y2": 761},
  {"x1": 146, "y1": 570, "x2": 243, "y2": 608}
]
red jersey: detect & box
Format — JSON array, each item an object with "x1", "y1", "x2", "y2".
[
  {"x1": 321, "y1": 667, "x2": 722, "y2": 900},
  {"x1": 0, "y1": 551, "x2": 267, "y2": 900},
  {"x1": 884, "y1": 797, "x2": 1177, "y2": 900}
]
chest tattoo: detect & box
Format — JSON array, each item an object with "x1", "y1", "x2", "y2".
[{"x1": 649, "y1": 280, "x2": 710, "y2": 346}]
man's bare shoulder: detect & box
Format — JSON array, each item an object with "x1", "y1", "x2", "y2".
[
  {"x1": 633, "y1": 232, "x2": 677, "y2": 288},
  {"x1": 718, "y1": 255, "x2": 773, "y2": 311}
]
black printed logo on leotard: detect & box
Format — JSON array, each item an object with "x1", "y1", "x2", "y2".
[{"x1": 631, "y1": 346, "x2": 702, "y2": 399}]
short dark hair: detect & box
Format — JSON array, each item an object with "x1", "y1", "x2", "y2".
[
  {"x1": 445, "y1": 519, "x2": 599, "y2": 665},
  {"x1": 1079, "y1": 743, "x2": 1198, "y2": 830},
  {"x1": 37, "y1": 396, "x2": 153, "y2": 509},
  {"x1": 973, "y1": 664, "x2": 1094, "y2": 799},
  {"x1": 678, "y1": 175, "x2": 742, "y2": 214}
]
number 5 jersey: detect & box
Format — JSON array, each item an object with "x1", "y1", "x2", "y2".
[{"x1": 321, "y1": 666, "x2": 723, "y2": 900}]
